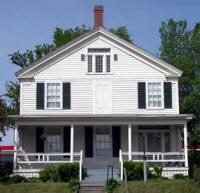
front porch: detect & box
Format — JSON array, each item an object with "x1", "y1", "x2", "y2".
[{"x1": 10, "y1": 114, "x2": 192, "y2": 180}]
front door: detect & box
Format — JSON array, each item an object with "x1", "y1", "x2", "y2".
[{"x1": 94, "y1": 126, "x2": 112, "y2": 167}]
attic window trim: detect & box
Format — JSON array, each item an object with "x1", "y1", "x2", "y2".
[{"x1": 88, "y1": 48, "x2": 111, "y2": 53}]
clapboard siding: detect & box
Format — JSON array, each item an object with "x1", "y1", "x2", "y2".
[{"x1": 20, "y1": 37, "x2": 179, "y2": 115}]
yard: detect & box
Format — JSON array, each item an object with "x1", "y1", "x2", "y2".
[
  {"x1": 114, "y1": 179, "x2": 200, "y2": 193},
  {"x1": 0, "y1": 179, "x2": 200, "y2": 193},
  {"x1": 0, "y1": 182, "x2": 71, "y2": 193}
]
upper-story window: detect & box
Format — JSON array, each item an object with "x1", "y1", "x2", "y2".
[
  {"x1": 46, "y1": 83, "x2": 61, "y2": 109},
  {"x1": 95, "y1": 55, "x2": 103, "y2": 73},
  {"x1": 88, "y1": 55, "x2": 93, "y2": 72},
  {"x1": 106, "y1": 55, "x2": 111, "y2": 73},
  {"x1": 86, "y1": 48, "x2": 112, "y2": 74},
  {"x1": 147, "y1": 82, "x2": 163, "y2": 108}
]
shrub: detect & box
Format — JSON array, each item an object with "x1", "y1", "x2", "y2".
[
  {"x1": 106, "y1": 178, "x2": 120, "y2": 193},
  {"x1": 69, "y1": 179, "x2": 80, "y2": 193},
  {"x1": 27, "y1": 177, "x2": 42, "y2": 183},
  {"x1": 57, "y1": 163, "x2": 79, "y2": 182},
  {"x1": 173, "y1": 174, "x2": 188, "y2": 180},
  {"x1": 9, "y1": 175, "x2": 27, "y2": 183},
  {"x1": 39, "y1": 163, "x2": 81, "y2": 182},
  {"x1": 188, "y1": 151, "x2": 200, "y2": 178},
  {"x1": 193, "y1": 166, "x2": 200, "y2": 183},
  {"x1": 123, "y1": 161, "x2": 151, "y2": 180},
  {"x1": 153, "y1": 164, "x2": 163, "y2": 178},
  {"x1": 39, "y1": 165, "x2": 59, "y2": 182},
  {"x1": 0, "y1": 162, "x2": 13, "y2": 181}
]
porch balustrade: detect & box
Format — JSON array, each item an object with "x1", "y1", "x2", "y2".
[
  {"x1": 119, "y1": 150, "x2": 186, "y2": 180},
  {"x1": 15, "y1": 150, "x2": 83, "y2": 181}
]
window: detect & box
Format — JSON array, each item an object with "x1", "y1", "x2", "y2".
[
  {"x1": 46, "y1": 128, "x2": 61, "y2": 152},
  {"x1": 106, "y1": 55, "x2": 111, "y2": 72},
  {"x1": 95, "y1": 55, "x2": 103, "y2": 73},
  {"x1": 88, "y1": 48, "x2": 110, "y2": 53},
  {"x1": 147, "y1": 82, "x2": 162, "y2": 108},
  {"x1": 46, "y1": 83, "x2": 61, "y2": 108},
  {"x1": 88, "y1": 55, "x2": 93, "y2": 73}
]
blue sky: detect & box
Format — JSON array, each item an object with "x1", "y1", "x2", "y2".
[{"x1": 0, "y1": 0, "x2": 199, "y2": 144}]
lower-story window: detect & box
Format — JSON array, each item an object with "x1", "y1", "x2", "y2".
[
  {"x1": 138, "y1": 131, "x2": 170, "y2": 152},
  {"x1": 46, "y1": 128, "x2": 62, "y2": 152}
]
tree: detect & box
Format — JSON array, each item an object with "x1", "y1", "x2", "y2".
[
  {"x1": 0, "y1": 99, "x2": 7, "y2": 135},
  {"x1": 159, "y1": 19, "x2": 200, "y2": 133}
]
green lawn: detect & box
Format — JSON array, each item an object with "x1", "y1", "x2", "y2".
[
  {"x1": 114, "y1": 179, "x2": 200, "y2": 193},
  {"x1": 0, "y1": 182, "x2": 70, "y2": 193}
]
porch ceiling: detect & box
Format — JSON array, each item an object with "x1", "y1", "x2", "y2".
[{"x1": 8, "y1": 114, "x2": 193, "y2": 123}]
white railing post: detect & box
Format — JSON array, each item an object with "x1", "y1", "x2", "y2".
[
  {"x1": 13, "y1": 123, "x2": 18, "y2": 170},
  {"x1": 70, "y1": 125, "x2": 74, "y2": 162},
  {"x1": 183, "y1": 123, "x2": 188, "y2": 167},
  {"x1": 79, "y1": 150, "x2": 83, "y2": 181},
  {"x1": 128, "y1": 124, "x2": 132, "y2": 160},
  {"x1": 119, "y1": 149, "x2": 123, "y2": 180}
]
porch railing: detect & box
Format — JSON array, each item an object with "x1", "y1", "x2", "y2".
[
  {"x1": 119, "y1": 150, "x2": 185, "y2": 180},
  {"x1": 16, "y1": 150, "x2": 83, "y2": 181}
]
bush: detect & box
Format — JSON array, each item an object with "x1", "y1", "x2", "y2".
[
  {"x1": 39, "y1": 163, "x2": 81, "y2": 182},
  {"x1": 106, "y1": 178, "x2": 120, "y2": 193},
  {"x1": 27, "y1": 177, "x2": 42, "y2": 183},
  {"x1": 188, "y1": 151, "x2": 200, "y2": 178},
  {"x1": 173, "y1": 174, "x2": 188, "y2": 180},
  {"x1": 0, "y1": 162, "x2": 13, "y2": 181},
  {"x1": 39, "y1": 165, "x2": 59, "y2": 182},
  {"x1": 153, "y1": 164, "x2": 163, "y2": 178},
  {"x1": 9, "y1": 175, "x2": 27, "y2": 183},
  {"x1": 194, "y1": 166, "x2": 200, "y2": 183},
  {"x1": 123, "y1": 161, "x2": 151, "y2": 180},
  {"x1": 69, "y1": 179, "x2": 80, "y2": 193}
]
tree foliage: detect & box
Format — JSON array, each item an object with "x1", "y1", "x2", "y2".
[
  {"x1": 109, "y1": 26, "x2": 132, "y2": 43},
  {"x1": 0, "y1": 99, "x2": 7, "y2": 135},
  {"x1": 159, "y1": 19, "x2": 200, "y2": 133}
]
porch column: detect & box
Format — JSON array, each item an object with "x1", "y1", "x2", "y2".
[
  {"x1": 13, "y1": 123, "x2": 19, "y2": 170},
  {"x1": 183, "y1": 122, "x2": 188, "y2": 167},
  {"x1": 128, "y1": 124, "x2": 132, "y2": 160},
  {"x1": 70, "y1": 125, "x2": 74, "y2": 162}
]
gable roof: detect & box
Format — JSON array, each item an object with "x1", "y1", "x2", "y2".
[{"x1": 16, "y1": 27, "x2": 183, "y2": 79}]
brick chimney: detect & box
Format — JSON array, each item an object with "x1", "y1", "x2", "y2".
[{"x1": 94, "y1": 5, "x2": 104, "y2": 28}]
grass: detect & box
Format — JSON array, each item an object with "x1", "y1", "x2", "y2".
[
  {"x1": 0, "y1": 182, "x2": 71, "y2": 193},
  {"x1": 114, "y1": 179, "x2": 200, "y2": 193}
]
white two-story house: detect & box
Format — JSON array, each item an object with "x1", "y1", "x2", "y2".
[{"x1": 9, "y1": 6, "x2": 193, "y2": 180}]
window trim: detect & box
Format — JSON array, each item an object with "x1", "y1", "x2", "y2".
[
  {"x1": 44, "y1": 81, "x2": 63, "y2": 110},
  {"x1": 146, "y1": 81, "x2": 164, "y2": 109}
]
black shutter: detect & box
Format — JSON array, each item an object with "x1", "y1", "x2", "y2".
[
  {"x1": 63, "y1": 83, "x2": 71, "y2": 109},
  {"x1": 85, "y1": 126, "x2": 93, "y2": 158},
  {"x1": 63, "y1": 126, "x2": 71, "y2": 152},
  {"x1": 36, "y1": 83, "x2": 44, "y2": 109},
  {"x1": 164, "y1": 82, "x2": 172, "y2": 108},
  {"x1": 138, "y1": 82, "x2": 146, "y2": 109},
  {"x1": 112, "y1": 126, "x2": 121, "y2": 157},
  {"x1": 36, "y1": 127, "x2": 44, "y2": 153}
]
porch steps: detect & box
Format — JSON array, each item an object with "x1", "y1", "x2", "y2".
[
  {"x1": 83, "y1": 168, "x2": 120, "y2": 183},
  {"x1": 79, "y1": 183, "x2": 105, "y2": 193}
]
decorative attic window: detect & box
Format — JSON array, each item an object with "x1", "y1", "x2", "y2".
[
  {"x1": 87, "y1": 48, "x2": 112, "y2": 74},
  {"x1": 88, "y1": 48, "x2": 110, "y2": 53}
]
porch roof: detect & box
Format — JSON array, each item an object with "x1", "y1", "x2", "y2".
[{"x1": 8, "y1": 114, "x2": 193, "y2": 123}]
